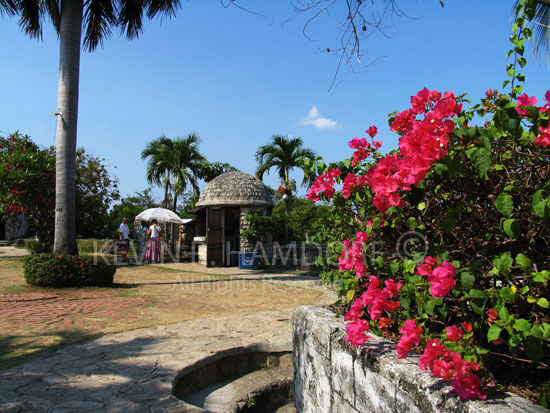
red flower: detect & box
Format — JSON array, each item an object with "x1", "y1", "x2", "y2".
[
  {"x1": 461, "y1": 322, "x2": 472, "y2": 333},
  {"x1": 486, "y1": 309, "x2": 498, "y2": 324},
  {"x1": 378, "y1": 317, "x2": 392, "y2": 329}
]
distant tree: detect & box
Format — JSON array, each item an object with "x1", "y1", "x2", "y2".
[
  {"x1": 0, "y1": 132, "x2": 119, "y2": 245},
  {"x1": 108, "y1": 189, "x2": 157, "y2": 238},
  {"x1": 196, "y1": 161, "x2": 239, "y2": 183},
  {"x1": 255, "y1": 134, "x2": 316, "y2": 195},
  {"x1": 0, "y1": 0, "x2": 182, "y2": 254},
  {"x1": 141, "y1": 134, "x2": 205, "y2": 211}
]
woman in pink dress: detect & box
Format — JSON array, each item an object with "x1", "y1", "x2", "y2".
[{"x1": 144, "y1": 220, "x2": 162, "y2": 263}]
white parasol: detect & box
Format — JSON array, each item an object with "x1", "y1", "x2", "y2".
[{"x1": 135, "y1": 208, "x2": 183, "y2": 224}]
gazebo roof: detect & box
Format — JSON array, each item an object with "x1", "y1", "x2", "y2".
[{"x1": 195, "y1": 171, "x2": 274, "y2": 208}]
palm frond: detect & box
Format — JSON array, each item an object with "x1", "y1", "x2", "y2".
[
  {"x1": 83, "y1": 0, "x2": 116, "y2": 51},
  {"x1": 0, "y1": 0, "x2": 18, "y2": 16}
]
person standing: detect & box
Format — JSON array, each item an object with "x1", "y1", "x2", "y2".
[
  {"x1": 144, "y1": 219, "x2": 162, "y2": 263},
  {"x1": 118, "y1": 217, "x2": 130, "y2": 263},
  {"x1": 134, "y1": 221, "x2": 148, "y2": 260}
]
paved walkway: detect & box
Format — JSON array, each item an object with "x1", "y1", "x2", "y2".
[
  {"x1": 0, "y1": 261, "x2": 337, "y2": 412},
  {"x1": 0, "y1": 246, "x2": 29, "y2": 259}
]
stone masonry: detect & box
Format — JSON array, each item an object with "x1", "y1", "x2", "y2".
[{"x1": 292, "y1": 306, "x2": 548, "y2": 413}]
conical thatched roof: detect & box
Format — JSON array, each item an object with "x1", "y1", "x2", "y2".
[{"x1": 195, "y1": 172, "x2": 274, "y2": 208}]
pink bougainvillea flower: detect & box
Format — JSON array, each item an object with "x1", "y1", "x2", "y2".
[
  {"x1": 345, "y1": 318, "x2": 371, "y2": 346},
  {"x1": 396, "y1": 319, "x2": 422, "y2": 359},
  {"x1": 419, "y1": 338, "x2": 445, "y2": 371},
  {"x1": 445, "y1": 325, "x2": 463, "y2": 342},
  {"x1": 427, "y1": 261, "x2": 457, "y2": 298},
  {"x1": 451, "y1": 373, "x2": 487, "y2": 400},
  {"x1": 535, "y1": 125, "x2": 550, "y2": 147},
  {"x1": 367, "y1": 125, "x2": 378, "y2": 138},
  {"x1": 416, "y1": 256, "x2": 439, "y2": 276}
]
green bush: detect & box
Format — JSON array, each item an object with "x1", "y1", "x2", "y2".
[
  {"x1": 27, "y1": 239, "x2": 52, "y2": 254},
  {"x1": 23, "y1": 254, "x2": 116, "y2": 287}
]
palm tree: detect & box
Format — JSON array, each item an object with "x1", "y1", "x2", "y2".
[
  {"x1": 1, "y1": 1, "x2": 181, "y2": 254},
  {"x1": 141, "y1": 134, "x2": 205, "y2": 212},
  {"x1": 255, "y1": 135, "x2": 317, "y2": 193},
  {"x1": 514, "y1": 0, "x2": 550, "y2": 63}
]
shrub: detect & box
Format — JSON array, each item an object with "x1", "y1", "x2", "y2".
[
  {"x1": 306, "y1": 14, "x2": 549, "y2": 404},
  {"x1": 23, "y1": 254, "x2": 116, "y2": 287}
]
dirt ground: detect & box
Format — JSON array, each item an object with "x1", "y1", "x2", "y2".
[{"x1": 0, "y1": 254, "x2": 332, "y2": 370}]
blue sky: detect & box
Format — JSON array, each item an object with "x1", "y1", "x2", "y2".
[{"x1": 0, "y1": 1, "x2": 548, "y2": 202}]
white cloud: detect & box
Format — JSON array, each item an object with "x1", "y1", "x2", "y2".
[{"x1": 301, "y1": 106, "x2": 339, "y2": 131}]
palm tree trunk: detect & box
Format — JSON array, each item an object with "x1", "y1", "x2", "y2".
[
  {"x1": 53, "y1": 0, "x2": 83, "y2": 255},
  {"x1": 172, "y1": 190, "x2": 177, "y2": 212}
]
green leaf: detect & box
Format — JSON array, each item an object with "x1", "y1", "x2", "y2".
[
  {"x1": 495, "y1": 107, "x2": 521, "y2": 138},
  {"x1": 502, "y1": 219, "x2": 520, "y2": 238},
  {"x1": 425, "y1": 299, "x2": 435, "y2": 316},
  {"x1": 470, "y1": 298, "x2": 486, "y2": 316},
  {"x1": 527, "y1": 296, "x2": 537, "y2": 304},
  {"x1": 514, "y1": 318, "x2": 532, "y2": 333},
  {"x1": 434, "y1": 163, "x2": 449, "y2": 177},
  {"x1": 461, "y1": 272, "x2": 475, "y2": 291},
  {"x1": 524, "y1": 335, "x2": 543, "y2": 363},
  {"x1": 498, "y1": 305, "x2": 509, "y2": 321},
  {"x1": 495, "y1": 193, "x2": 514, "y2": 217},
  {"x1": 487, "y1": 325, "x2": 502, "y2": 341},
  {"x1": 493, "y1": 252, "x2": 513, "y2": 275},
  {"x1": 515, "y1": 253, "x2": 531, "y2": 271},
  {"x1": 537, "y1": 298, "x2": 549, "y2": 309},
  {"x1": 531, "y1": 326, "x2": 543, "y2": 339},
  {"x1": 532, "y1": 188, "x2": 550, "y2": 219},
  {"x1": 469, "y1": 289, "x2": 486, "y2": 299},
  {"x1": 500, "y1": 287, "x2": 515, "y2": 302},
  {"x1": 417, "y1": 202, "x2": 426, "y2": 211},
  {"x1": 345, "y1": 289, "x2": 356, "y2": 303},
  {"x1": 533, "y1": 271, "x2": 550, "y2": 283},
  {"x1": 469, "y1": 148, "x2": 491, "y2": 178},
  {"x1": 441, "y1": 215, "x2": 457, "y2": 235},
  {"x1": 541, "y1": 323, "x2": 550, "y2": 339}
]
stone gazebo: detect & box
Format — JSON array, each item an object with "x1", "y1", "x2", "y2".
[{"x1": 191, "y1": 171, "x2": 274, "y2": 267}]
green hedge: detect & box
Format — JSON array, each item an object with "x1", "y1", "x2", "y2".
[{"x1": 23, "y1": 254, "x2": 116, "y2": 287}]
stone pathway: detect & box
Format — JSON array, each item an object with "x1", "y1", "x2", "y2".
[{"x1": 0, "y1": 264, "x2": 336, "y2": 412}]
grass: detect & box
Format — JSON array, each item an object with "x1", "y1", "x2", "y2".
[{"x1": 0, "y1": 256, "x2": 326, "y2": 370}]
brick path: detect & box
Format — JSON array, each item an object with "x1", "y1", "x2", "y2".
[{"x1": 0, "y1": 292, "x2": 148, "y2": 334}]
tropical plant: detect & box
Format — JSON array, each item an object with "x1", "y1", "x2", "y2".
[
  {"x1": 306, "y1": 16, "x2": 550, "y2": 403},
  {"x1": 255, "y1": 135, "x2": 316, "y2": 195},
  {"x1": 0, "y1": 0, "x2": 182, "y2": 255},
  {"x1": 141, "y1": 134, "x2": 205, "y2": 211}
]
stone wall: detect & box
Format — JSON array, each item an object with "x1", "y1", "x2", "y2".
[{"x1": 292, "y1": 306, "x2": 548, "y2": 413}]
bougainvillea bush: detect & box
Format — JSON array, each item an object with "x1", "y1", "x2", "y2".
[
  {"x1": 305, "y1": 10, "x2": 550, "y2": 406},
  {"x1": 0, "y1": 132, "x2": 119, "y2": 248}
]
